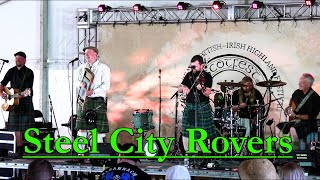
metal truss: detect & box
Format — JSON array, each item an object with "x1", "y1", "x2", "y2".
[{"x1": 77, "y1": 2, "x2": 320, "y2": 28}]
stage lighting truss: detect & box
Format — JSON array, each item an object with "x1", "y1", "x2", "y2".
[{"x1": 77, "y1": 2, "x2": 320, "y2": 27}]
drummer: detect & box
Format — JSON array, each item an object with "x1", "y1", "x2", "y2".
[{"x1": 231, "y1": 76, "x2": 264, "y2": 137}]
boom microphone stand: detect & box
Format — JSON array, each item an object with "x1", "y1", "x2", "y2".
[
  {"x1": 170, "y1": 91, "x2": 180, "y2": 156},
  {"x1": 66, "y1": 58, "x2": 79, "y2": 170}
]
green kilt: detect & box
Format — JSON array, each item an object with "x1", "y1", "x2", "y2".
[
  {"x1": 8, "y1": 96, "x2": 35, "y2": 131},
  {"x1": 182, "y1": 101, "x2": 215, "y2": 139},
  {"x1": 76, "y1": 97, "x2": 109, "y2": 133}
]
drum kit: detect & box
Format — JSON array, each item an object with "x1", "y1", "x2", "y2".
[
  {"x1": 130, "y1": 79, "x2": 287, "y2": 157},
  {"x1": 212, "y1": 80, "x2": 286, "y2": 140}
]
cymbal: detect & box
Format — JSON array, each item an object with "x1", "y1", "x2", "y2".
[
  {"x1": 256, "y1": 81, "x2": 287, "y2": 87},
  {"x1": 169, "y1": 85, "x2": 179, "y2": 88},
  {"x1": 217, "y1": 82, "x2": 243, "y2": 87}
]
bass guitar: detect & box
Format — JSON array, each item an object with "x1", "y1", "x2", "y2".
[{"x1": 1, "y1": 87, "x2": 31, "y2": 111}]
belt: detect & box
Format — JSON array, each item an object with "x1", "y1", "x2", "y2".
[{"x1": 89, "y1": 97, "x2": 104, "y2": 101}]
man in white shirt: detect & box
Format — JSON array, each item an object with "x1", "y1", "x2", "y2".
[{"x1": 76, "y1": 46, "x2": 111, "y2": 143}]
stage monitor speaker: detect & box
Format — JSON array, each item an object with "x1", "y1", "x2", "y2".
[
  {"x1": 0, "y1": 131, "x2": 16, "y2": 179},
  {"x1": 89, "y1": 143, "x2": 119, "y2": 167}
]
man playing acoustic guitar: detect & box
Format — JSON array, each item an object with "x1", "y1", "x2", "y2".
[
  {"x1": 0, "y1": 51, "x2": 35, "y2": 157},
  {"x1": 281, "y1": 73, "x2": 320, "y2": 150}
]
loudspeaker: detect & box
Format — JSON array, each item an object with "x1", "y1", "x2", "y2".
[
  {"x1": 89, "y1": 143, "x2": 119, "y2": 166},
  {"x1": 0, "y1": 131, "x2": 16, "y2": 179}
]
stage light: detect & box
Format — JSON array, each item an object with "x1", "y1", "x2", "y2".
[
  {"x1": 143, "y1": 140, "x2": 164, "y2": 157},
  {"x1": 305, "y1": 0, "x2": 315, "y2": 6},
  {"x1": 177, "y1": 2, "x2": 189, "y2": 10},
  {"x1": 251, "y1": 1, "x2": 264, "y2": 9},
  {"x1": 98, "y1": 4, "x2": 111, "y2": 12},
  {"x1": 212, "y1": 1, "x2": 224, "y2": 10},
  {"x1": 133, "y1": 4, "x2": 143, "y2": 12}
]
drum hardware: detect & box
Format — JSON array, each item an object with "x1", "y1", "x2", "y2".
[
  {"x1": 217, "y1": 81, "x2": 244, "y2": 87},
  {"x1": 257, "y1": 76, "x2": 288, "y2": 154},
  {"x1": 217, "y1": 82, "x2": 240, "y2": 156}
]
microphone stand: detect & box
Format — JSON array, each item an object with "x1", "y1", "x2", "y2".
[
  {"x1": 170, "y1": 91, "x2": 180, "y2": 156},
  {"x1": 0, "y1": 61, "x2": 6, "y2": 75},
  {"x1": 48, "y1": 95, "x2": 61, "y2": 139},
  {"x1": 65, "y1": 60, "x2": 78, "y2": 169},
  {"x1": 158, "y1": 69, "x2": 162, "y2": 137}
]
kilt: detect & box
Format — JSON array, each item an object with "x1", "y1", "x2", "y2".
[
  {"x1": 182, "y1": 101, "x2": 215, "y2": 139},
  {"x1": 76, "y1": 97, "x2": 109, "y2": 133},
  {"x1": 8, "y1": 96, "x2": 35, "y2": 131}
]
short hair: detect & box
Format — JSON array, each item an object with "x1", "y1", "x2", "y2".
[
  {"x1": 278, "y1": 162, "x2": 305, "y2": 180},
  {"x1": 302, "y1": 73, "x2": 314, "y2": 86},
  {"x1": 26, "y1": 159, "x2": 53, "y2": 180},
  {"x1": 190, "y1": 55, "x2": 204, "y2": 64}
]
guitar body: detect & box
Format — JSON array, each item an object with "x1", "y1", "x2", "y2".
[{"x1": 1, "y1": 87, "x2": 31, "y2": 111}]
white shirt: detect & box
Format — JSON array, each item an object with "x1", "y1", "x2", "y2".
[{"x1": 76, "y1": 60, "x2": 110, "y2": 100}]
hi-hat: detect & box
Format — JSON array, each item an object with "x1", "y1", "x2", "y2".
[
  {"x1": 217, "y1": 82, "x2": 243, "y2": 87},
  {"x1": 256, "y1": 81, "x2": 287, "y2": 87}
]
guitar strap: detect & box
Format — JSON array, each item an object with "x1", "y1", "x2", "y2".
[
  {"x1": 19, "y1": 69, "x2": 28, "y2": 93},
  {"x1": 278, "y1": 89, "x2": 314, "y2": 137},
  {"x1": 294, "y1": 89, "x2": 314, "y2": 112}
]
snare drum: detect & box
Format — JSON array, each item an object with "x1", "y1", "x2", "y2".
[{"x1": 133, "y1": 109, "x2": 154, "y2": 130}]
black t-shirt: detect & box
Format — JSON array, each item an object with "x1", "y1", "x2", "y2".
[
  {"x1": 1, "y1": 66, "x2": 34, "y2": 96},
  {"x1": 99, "y1": 162, "x2": 151, "y2": 180},
  {"x1": 289, "y1": 88, "x2": 320, "y2": 138},
  {"x1": 292, "y1": 88, "x2": 320, "y2": 120},
  {"x1": 232, "y1": 88, "x2": 264, "y2": 118},
  {"x1": 181, "y1": 71, "x2": 212, "y2": 103}
]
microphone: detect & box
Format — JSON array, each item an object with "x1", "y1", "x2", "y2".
[
  {"x1": 188, "y1": 65, "x2": 195, "y2": 69},
  {"x1": 0, "y1": 59, "x2": 9, "y2": 63},
  {"x1": 270, "y1": 72, "x2": 277, "y2": 80},
  {"x1": 61, "y1": 122, "x2": 70, "y2": 127},
  {"x1": 69, "y1": 58, "x2": 79, "y2": 64}
]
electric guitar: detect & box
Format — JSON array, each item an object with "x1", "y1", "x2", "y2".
[
  {"x1": 1, "y1": 87, "x2": 31, "y2": 111},
  {"x1": 279, "y1": 101, "x2": 301, "y2": 137}
]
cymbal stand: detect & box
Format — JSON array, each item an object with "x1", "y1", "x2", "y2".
[
  {"x1": 255, "y1": 100, "x2": 261, "y2": 138},
  {"x1": 225, "y1": 86, "x2": 238, "y2": 156}
]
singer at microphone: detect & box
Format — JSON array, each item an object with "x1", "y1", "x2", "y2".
[
  {"x1": 76, "y1": 46, "x2": 110, "y2": 141},
  {"x1": 0, "y1": 51, "x2": 36, "y2": 154},
  {"x1": 177, "y1": 55, "x2": 215, "y2": 151}
]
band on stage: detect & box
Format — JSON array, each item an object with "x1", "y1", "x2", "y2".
[{"x1": 0, "y1": 51, "x2": 319, "y2": 158}]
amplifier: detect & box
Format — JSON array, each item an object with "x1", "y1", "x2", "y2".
[
  {"x1": 276, "y1": 149, "x2": 317, "y2": 167},
  {"x1": 0, "y1": 131, "x2": 16, "y2": 179}
]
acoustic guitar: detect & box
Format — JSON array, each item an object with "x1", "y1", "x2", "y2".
[{"x1": 1, "y1": 87, "x2": 31, "y2": 111}]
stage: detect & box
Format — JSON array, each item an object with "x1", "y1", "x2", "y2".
[{"x1": 0, "y1": 156, "x2": 319, "y2": 180}]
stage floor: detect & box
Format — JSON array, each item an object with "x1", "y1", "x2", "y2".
[{"x1": 0, "y1": 157, "x2": 320, "y2": 180}]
